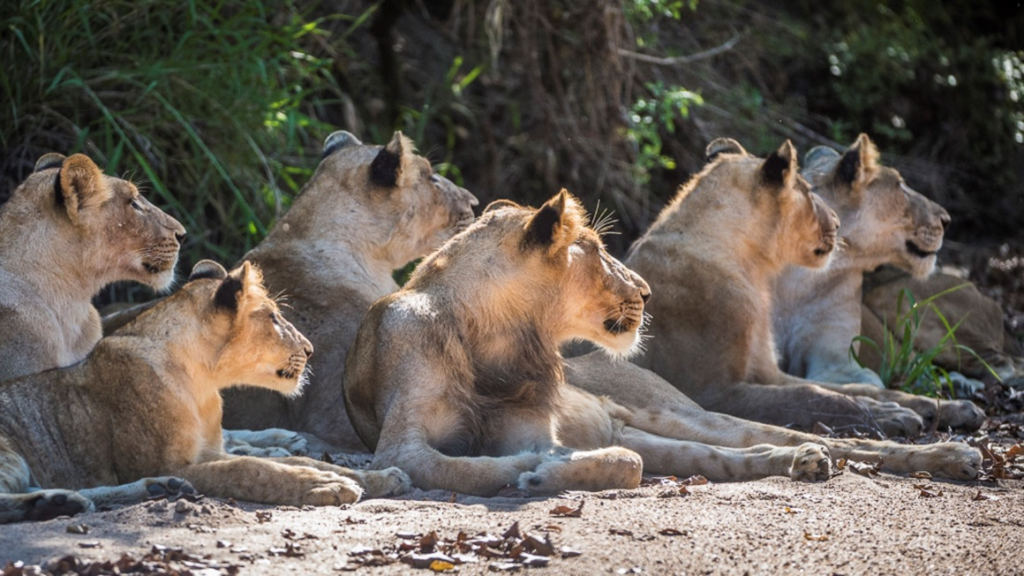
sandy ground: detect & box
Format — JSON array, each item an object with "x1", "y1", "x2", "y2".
[{"x1": 3, "y1": 465, "x2": 1022, "y2": 575}]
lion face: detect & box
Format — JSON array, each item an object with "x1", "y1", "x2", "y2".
[
  {"x1": 186, "y1": 261, "x2": 313, "y2": 396},
  {"x1": 454, "y1": 191, "x2": 650, "y2": 358},
  {"x1": 803, "y1": 134, "x2": 950, "y2": 277},
  {"x1": 282, "y1": 131, "x2": 478, "y2": 271},
  {"x1": 701, "y1": 138, "x2": 841, "y2": 271},
  {"x1": 25, "y1": 153, "x2": 185, "y2": 291}
]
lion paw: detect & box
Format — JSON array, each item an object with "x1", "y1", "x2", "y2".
[
  {"x1": 857, "y1": 398, "x2": 923, "y2": 437},
  {"x1": 359, "y1": 467, "x2": 412, "y2": 498},
  {"x1": 25, "y1": 489, "x2": 94, "y2": 521},
  {"x1": 297, "y1": 470, "x2": 363, "y2": 506},
  {"x1": 789, "y1": 443, "x2": 831, "y2": 482},
  {"x1": 144, "y1": 477, "x2": 198, "y2": 501},
  {"x1": 224, "y1": 429, "x2": 307, "y2": 457},
  {"x1": 907, "y1": 443, "x2": 982, "y2": 481},
  {"x1": 936, "y1": 400, "x2": 986, "y2": 432}
]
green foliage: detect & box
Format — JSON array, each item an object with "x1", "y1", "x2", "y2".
[
  {"x1": 626, "y1": 82, "x2": 703, "y2": 184},
  {"x1": 850, "y1": 285, "x2": 1000, "y2": 397},
  {"x1": 0, "y1": 0, "x2": 347, "y2": 288},
  {"x1": 624, "y1": 0, "x2": 694, "y2": 23}
]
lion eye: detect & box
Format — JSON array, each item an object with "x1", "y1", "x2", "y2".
[
  {"x1": 130, "y1": 199, "x2": 143, "y2": 212},
  {"x1": 429, "y1": 174, "x2": 440, "y2": 184}
]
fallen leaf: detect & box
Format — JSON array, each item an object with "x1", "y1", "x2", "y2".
[
  {"x1": 680, "y1": 475, "x2": 709, "y2": 486},
  {"x1": 502, "y1": 521, "x2": 521, "y2": 539},
  {"x1": 65, "y1": 524, "x2": 88, "y2": 534},
  {"x1": 609, "y1": 528, "x2": 633, "y2": 537},
  {"x1": 77, "y1": 542, "x2": 100, "y2": 549},
  {"x1": 215, "y1": 540, "x2": 231, "y2": 549},
  {"x1": 489, "y1": 562, "x2": 521, "y2": 572},
  {"x1": 521, "y1": 534, "x2": 555, "y2": 556},
  {"x1": 402, "y1": 552, "x2": 457, "y2": 568},
  {"x1": 803, "y1": 532, "x2": 829, "y2": 541},
  {"x1": 519, "y1": 553, "x2": 549, "y2": 567},
  {"x1": 783, "y1": 507, "x2": 803, "y2": 514},
  {"x1": 909, "y1": 471, "x2": 932, "y2": 479},
  {"x1": 255, "y1": 510, "x2": 272, "y2": 524},
  {"x1": 658, "y1": 528, "x2": 686, "y2": 536},
  {"x1": 847, "y1": 460, "x2": 880, "y2": 477},
  {"x1": 919, "y1": 488, "x2": 943, "y2": 498},
  {"x1": 429, "y1": 560, "x2": 456, "y2": 572},
  {"x1": 972, "y1": 490, "x2": 1000, "y2": 501},
  {"x1": 548, "y1": 502, "x2": 584, "y2": 518}
]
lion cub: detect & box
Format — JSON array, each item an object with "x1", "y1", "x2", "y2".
[
  {"x1": 344, "y1": 190, "x2": 844, "y2": 497},
  {"x1": 0, "y1": 153, "x2": 185, "y2": 382},
  {"x1": 0, "y1": 261, "x2": 409, "y2": 523}
]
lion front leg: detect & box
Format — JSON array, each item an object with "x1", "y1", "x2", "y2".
[
  {"x1": 807, "y1": 380, "x2": 986, "y2": 431},
  {"x1": 0, "y1": 440, "x2": 94, "y2": 523},
  {"x1": 617, "y1": 427, "x2": 831, "y2": 483},
  {"x1": 517, "y1": 447, "x2": 643, "y2": 494},
  {"x1": 78, "y1": 477, "x2": 197, "y2": 508},
  {"x1": 270, "y1": 456, "x2": 412, "y2": 498},
  {"x1": 179, "y1": 455, "x2": 362, "y2": 506}
]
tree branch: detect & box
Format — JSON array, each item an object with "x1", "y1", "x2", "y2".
[{"x1": 617, "y1": 34, "x2": 742, "y2": 66}]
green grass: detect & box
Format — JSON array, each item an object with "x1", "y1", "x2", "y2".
[
  {"x1": 0, "y1": 0, "x2": 351, "y2": 298},
  {"x1": 850, "y1": 284, "x2": 1001, "y2": 397}
]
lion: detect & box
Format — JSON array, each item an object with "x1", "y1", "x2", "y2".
[
  {"x1": 215, "y1": 130, "x2": 479, "y2": 452},
  {"x1": 0, "y1": 261, "x2": 409, "y2": 523},
  {"x1": 772, "y1": 133, "x2": 959, "y2": 388},
  {"x1": 343, "y1": 190, "x2": 981, "y2": 497},
  {"x1": 0, "y1": 153, "x2": 185, "y2": 382},
  {"x1": 580, "y1": 138, "x2": 982, "y2": 437}
]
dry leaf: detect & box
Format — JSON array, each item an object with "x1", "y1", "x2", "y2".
[
  {"x1": 429, "y1": 560, "x2": 456, "y2": 572},
  {"x1": 783, "y1": 507, "x2": 803, "y2": 514},
  {"x1": 548, "y1": 502, "x2": 584, "y2": 518},
  {"x1": 972, "y1": 490, "x2": 1000, "y2": 501},
  {"x1": 803, "y1": 532, "x2": 829, "y2": 541},
  {"x1": 919, "y1": 488, "x2": 943, "y2": 498},
  {"x1": 909, "y1": 471, "x2": 932, "y2": 479},
  {"x1": 658, "y1": 528, "x2": 686, "y2": 536}
]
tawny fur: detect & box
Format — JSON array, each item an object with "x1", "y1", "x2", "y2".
[
  {"x1": 0, "y1": 261, "x2": 410, "y2": 523},
  {"x1": 344, "y1": 191, "x2": 849, "y2": 497},
  {"x1": 0, "y1": 153, "x2": 184, "y2": 382},
  {"x1": 595, "y1": 138, "x2": 981, "y2": 436},
  {"x1": 773, "y1": 133, "x2": 953, "y2": 386},
  {"x1": 219, "y1": 131, "x2": 478, "y2": 451}
]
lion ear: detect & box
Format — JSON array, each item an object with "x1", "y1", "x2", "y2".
[
  {"x1": 803, "y1": 146, "x2": 840, "y2": 170},
  {"x1": 322, "y1": 130, "x2": 363, "y2": 159},
  {"x1": 760, "y1": 140, "x2": 798, "y2": 189},
  {"x1": 525, "y1": 189, "x2": 579, "y2": 251},
  {"x1": 836, "y1": 133, "x2": 879, "y2": 189},
  {"x1": 369, "y1": 131, "x2": 411, "y2": 189},
  {"x1": 34, "y1": 153, "x2": 66, "y2": 172},
  {"x1": 58, "y1": 154, "x2": 111, "y2": 222},
  {"x1": 189, "y1": 260, "x2": 228, "y2": 282},
  {"x1": 705, "y1": 138, "x2": 747, "y2": 163},
  {"x1": 214, "y1": 261, "x2": 263, "y2": 311},
  {"x1": 483, "y1": 199, "x2": 522, "y2": 213}
]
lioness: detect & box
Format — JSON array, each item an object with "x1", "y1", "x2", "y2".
[
  {"x1": 773, "y1": 134, "x2": 962, "y2": 388},
  {"x1": 219, "y1": 131, "x2": 478, "y2": 451},
  {"x1": 0, "y1": 261, "x2": 409, "y2": 523},
  {"x1": 344, "y1": 190, "x2": 980, "y2": 497},
  {"x1": 598, "y1": 138, "x2": 982, "y2": 435},
  {"x1": 0, "y1": 153, "x2": 184, "y2": 381}
]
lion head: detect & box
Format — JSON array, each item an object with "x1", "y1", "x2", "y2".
[
  {"x1": 176, "y1": 260, "x2": 313, "y2": 396},
  {"x1": 272, "y1": 130, "x2": 478, "y2": 272},
  {"x1": 412, "y1": 190, "x2": 651, "y2": 357},
  {"x1": 802, "y1": 134, "x2": 949, "y2": 278},
  {"x1": 697, "y1": 139, "x2": 840, "y2": 271},
  {"x1": 4, "y1": 153, "x2": 186, "y2": 290}
]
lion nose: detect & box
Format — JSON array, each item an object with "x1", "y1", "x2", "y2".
[
  {"x1": 175, "y1": 231, "x2": 186, "y2": 244},
  {"x1": 303, "y1": 344, "x2": 314, "y2": 359},
  {"x1": 640, "y1": 290, "x2": 651, "y2": 304},
  {"x1": 939, "y1": 210, "x2": 951, "y2": 230}
]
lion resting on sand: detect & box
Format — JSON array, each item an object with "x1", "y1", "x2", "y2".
[
  {"x1": 219, "y1": 131, "x2": 478, "y2": 451},
  {"x1": 587, "y1": 138, "x2": 982, "y2": 436},
  {"x1": 0, "y1": 153, "x2": 184, "y2": 382},
  {"x1": 773, "y1": 134, "x2": 981, "y2": 396},
  {"x1": 344, "y1": 190, "x2": 980, "y2": 497},
  {"x1": 0, "y1": 261, "x2": 409, "y2": 523}
]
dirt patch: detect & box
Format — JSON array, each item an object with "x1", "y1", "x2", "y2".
[{"x1": 3, "y1": 471, "x2": 1021, "y2": 574}]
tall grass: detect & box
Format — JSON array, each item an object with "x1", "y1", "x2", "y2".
[{"x1": 0, "y1": 0, "x2": 353, "y2": 300}]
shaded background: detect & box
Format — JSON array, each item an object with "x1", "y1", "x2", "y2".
[{"x1": 1, "y1": 0, "x2": 1022, "y2": 303}]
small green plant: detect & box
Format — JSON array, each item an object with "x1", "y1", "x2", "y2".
[
  {"x1": 850, "y1": 284, "x2": 1000, "y2": 397},
  {"x1": 625, "y1": 81, "x2": 703, "y2": 184}
]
